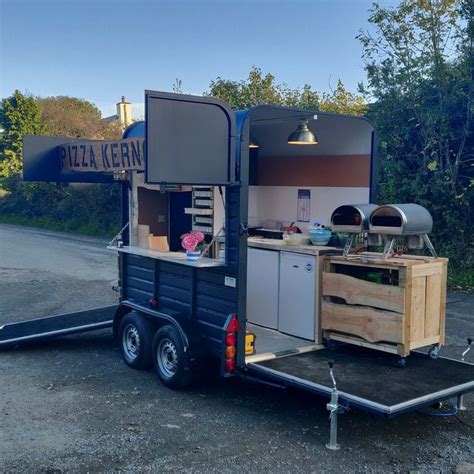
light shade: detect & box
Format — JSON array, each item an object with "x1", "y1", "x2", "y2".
[
  {"x1": 287, "y1": 121, "x2": 318, "y2": 145},
  {"x1": 249, "y1": 137, "x2": 259, "y2": 149}
]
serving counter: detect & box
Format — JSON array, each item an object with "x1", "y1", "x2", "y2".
[
  {"x1": 107, "y1": 245, "x2": 225, "y2": 268},
  {"x1": 247, "y1": 237, "x2": 339, "y2": 256}
]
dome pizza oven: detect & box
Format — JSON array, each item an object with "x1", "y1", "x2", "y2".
[
  {"x1": 329, "y1": 203, "x2": 438, "y2": 259},
  {"x1": 330, "y1": 204, "x2": 378, "y2": 256},
  {"x1": 369, "y1": 204, "x2": 433, "y2": 236},
  {"x1": 330, "y1": 204, "x2": 378, "y2": 234},
  {"x1": 369, "y1": 204, "x2": 437, "y2": 258}
]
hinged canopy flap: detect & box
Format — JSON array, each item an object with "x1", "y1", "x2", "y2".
[
  {"x1": 23, "y1": 135, "x2": 115, "y2": 183},
  {"x1": 145, "y1": 91, "x2": 236, "y2": 185}
]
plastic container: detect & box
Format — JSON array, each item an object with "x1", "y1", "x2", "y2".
[
  {"x1": 308, "y1": 229, "x2": 332, "y2": 246},
  {"x1": 282, "y1": 232, "x2": 311, "y2": 246}
]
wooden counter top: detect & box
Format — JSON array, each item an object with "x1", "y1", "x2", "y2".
[
  {"x1": 248, "y1": 238, "x2": 340, "y2": 256},
  {"x1": 108, "y1": 246, "x2": 225, "y2": 268}
]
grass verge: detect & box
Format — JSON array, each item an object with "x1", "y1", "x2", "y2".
[
  {"x1": 447, "y1": 267, "x2": 474, "y2": 293},
  {"x1": 0, "y1": 214, "x2": 118, "y2": 239}
]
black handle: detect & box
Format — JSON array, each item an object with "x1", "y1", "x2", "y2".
[
  {"x1": 468, "y1": 338, "x2": 472, "y2": 345},
  {"x1": 328, "y1": 360, "x2": 334, "y2": 369}
]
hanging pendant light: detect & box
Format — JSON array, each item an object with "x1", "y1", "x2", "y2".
[
  {"x1": 287, "y1": 120, "x2": 318, "y2": 145},
  {"x1": 249, "y1": 137, "x2": 259, "y2": 149}
]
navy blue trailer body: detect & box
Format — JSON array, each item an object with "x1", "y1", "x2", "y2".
[{"x1": 2, "y1": 91, "x2": 472, "y2": 446}]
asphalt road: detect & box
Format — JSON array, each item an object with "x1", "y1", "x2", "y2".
[{"x1": 0, "y1": 223, "x2": 473, "y2": 473}]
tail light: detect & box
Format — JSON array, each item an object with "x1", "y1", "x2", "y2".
[
  {"x1": 224, "y1": 314, "x2": 240, "y2": 374},
  {"x1": 226, "y1": 346, "x2": 236, "y2": 358},
  {"x1": 225, "y1": 358, "x2": 236, "y2": 372}
]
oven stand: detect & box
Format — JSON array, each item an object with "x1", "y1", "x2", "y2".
[{"x1": 422, "y1": 234, "x2": 438, "y2": 258}]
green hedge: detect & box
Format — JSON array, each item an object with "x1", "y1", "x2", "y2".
[{"x1": 0, "y1": 176, "x2": 121, "y2": 238}]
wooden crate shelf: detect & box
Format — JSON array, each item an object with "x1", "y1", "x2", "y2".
[{"x1": 321, "y1": 253, "x2": 448, "y2": 356}]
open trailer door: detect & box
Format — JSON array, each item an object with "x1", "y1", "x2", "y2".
[
  {"x1": 0, "y1": 135, "x2": 129, "y2": 350},
  {"x1": 145, "y1": 90, "x2": 236, "y2": 186},
  {"x1": 246, "y1": 346, "x2": 473, "y2": 417}
]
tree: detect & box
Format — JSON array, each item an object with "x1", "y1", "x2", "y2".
[
  {"x1": 0, "y1": 90, "x2": 46, "y2": 177},
  {"x1": 319, "y1": 80, "x2": 367, "y2": 115},
  {"x1": 207, "y1": 67, "x2": 366, "y2": 115},
  {"x1": 0, "y1": 92, "x2": 122, "y2": 235},
  {"x1": 206, "y1": 67, "x2": 312, "y2": 110},
  {"x1": 357, "y1": 0, "x2": 473, "y2": 271},
  {"x1": 37, "y1": 96, "x2": 123, "y2": 140}
]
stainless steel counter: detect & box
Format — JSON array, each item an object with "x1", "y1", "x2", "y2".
[
  {"x1": 247, "y1": 237, "x2": 340, "y2": 256},
  {"x1": 107, "y1": 246, "x2": 225, "y2": 268}
]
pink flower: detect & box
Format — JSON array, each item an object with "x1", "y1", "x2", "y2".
[
  {"x1": 194, "y1": 231, "x2": 205, "y2": 243},
  {"x1": 181, "y1": 231, "x2": 205, "y2": 252},
  {"x1": 181, "y1": 234, "x2": 197, "y2": 251}
]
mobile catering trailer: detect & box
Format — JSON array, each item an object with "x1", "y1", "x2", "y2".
[{"x1": 2, "y1": 91, "x2": 473, "y2": 448}]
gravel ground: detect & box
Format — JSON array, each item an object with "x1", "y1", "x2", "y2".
[{"x1": 0, "y1": 223, "x2": 473, "y2": 473}]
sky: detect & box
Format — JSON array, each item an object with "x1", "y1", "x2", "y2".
[{"x1": 0, "y1": 0, "x2": 397, "y2": 119}]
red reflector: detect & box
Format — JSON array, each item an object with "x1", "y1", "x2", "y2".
[
  {"x1": 225, "y1": 358, "x2": 236, "y2": 372},
  {"x1": 226, "y1": 315, "x2": 241, "y2": 332},
  {"x1": 226, "y1": 332, "x2": 236, "y2": 345},
  {"x1": 149, "y1": 298, "x2": 158, "y2": 307}
]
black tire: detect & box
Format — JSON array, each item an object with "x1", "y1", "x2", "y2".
[
  {"x1": 118, "y1": 311, "x2": 154, "y2": 369},
  {"x1": 152, "y1": 325, "x2": 193, "y2": 389}
]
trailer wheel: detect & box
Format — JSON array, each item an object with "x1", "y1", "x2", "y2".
[
  {"x1": 118, "y1": 312, "x2": 154, "y2": 369},
  {"x1": 153, "y1": 325, "x2": 192, "y2": 389}
]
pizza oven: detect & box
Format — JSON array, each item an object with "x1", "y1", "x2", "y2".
[
  {"x1": 369, "y1": 204, "x2": 433, "y2": 236},
  {"x1": 330, "y1": 204, "x2": 378, "y2": 234}
]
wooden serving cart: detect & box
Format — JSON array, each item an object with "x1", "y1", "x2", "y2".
[{"x1": 321, "y1": 253, "x2": 448, "y2": 363}]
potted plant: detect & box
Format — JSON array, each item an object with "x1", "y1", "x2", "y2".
[{"x1": 181, "y1": 230, "x2": 205, "y2": 262}]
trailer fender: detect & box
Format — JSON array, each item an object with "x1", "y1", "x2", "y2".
[{"x1": 113, "y1": 301, "x2": 203, "y2": 357}]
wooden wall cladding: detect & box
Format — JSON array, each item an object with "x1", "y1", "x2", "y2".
[{"x1": 256, "y1": 154, "x2": 370, "y2": 187}]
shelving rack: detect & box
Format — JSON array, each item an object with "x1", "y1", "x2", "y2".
[{"x1": 185, "y1": 186, "x2": 215, "y2": 235}]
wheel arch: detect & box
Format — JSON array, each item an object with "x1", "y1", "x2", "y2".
[
  {"x1": 113, "y1": 301, "x2": 202, "y2": 354},
  {"x1": 113, "y1": 304, "x2": 133, "y2": 340}
]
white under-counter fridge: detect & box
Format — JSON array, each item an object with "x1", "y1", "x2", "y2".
[
  {"x1": 247, "y1": 247, "x2": 317, "y2": 340},
  {"x1": 278, "y1": 252, "x2": 316, "y2": 340},
  {"x1": 246, "y1": 248, "x2": 279, "y2": 329}
]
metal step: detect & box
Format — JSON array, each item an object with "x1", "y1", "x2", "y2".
[{"x1": 0, "y1": 305, "x2": 117, "y2": 348}]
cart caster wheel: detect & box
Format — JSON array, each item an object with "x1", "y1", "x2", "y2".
[
  {"x1": 397, "y1": 357, "x2": 407, "y2": 368},
  {"x1": 328, "y1": 339, "x2": 338, "y2": 351},
  {"x1": 428, "y1": 345, "x2": 440, "y2": 360}
]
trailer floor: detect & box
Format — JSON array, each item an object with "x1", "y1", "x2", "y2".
[
  {"x1": 246, "y1": 323, "x2": 315, "y2": 355},
  {"x1": 250, "y1": 345, "x2": 474, "y2": 412}
]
